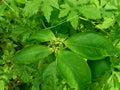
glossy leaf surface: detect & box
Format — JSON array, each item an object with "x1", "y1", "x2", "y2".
[
  {"x1": 29, "y1": 30, "x2": 55, "y2": 42},
  {"x1": 65, "y1": 33, "x2": 114, "y2": 60},
  {"x1": 12, "y1": 45, "x2": 52, "y2": 64},
  {"x1": 57, "y1": 50, "x2": 91, "y2": 90}
]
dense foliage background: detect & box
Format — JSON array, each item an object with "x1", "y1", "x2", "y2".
[{"x1": 1, "y1": 0, "x2": 120, "y2": 90}]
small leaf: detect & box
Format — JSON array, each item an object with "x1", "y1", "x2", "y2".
[
  {"x1": 65, "y1": 33, "x2": 114, "y2": 60},
  {"x1": 12, "y1": 45, "x2": 52, "y2": 64},
  {"x1": 105, "y1": 0, "x2": 118, "y2": 10},
  {"x1": 67, "y1": 10, "x2": 78, "y2": 29},
  {"x1": 96, "y1": 17, "x2": 115, "y2": 29},
  {"x1": 79, "y1": 5, "x2": 101, "y2": 19},
  {"x1": 49, "y1": 0, "x2": 59, "y2": 9},
  {"x1": 42, "y1": 0, "x2": 59, "y2": 22},
  {"x1": 23, "y1": 0, "x2": 41, "y2": 17},
  {"x1": 21, "y1": 70, "x2": 31, "y2": 83},
  {"x1": 57, "y1": 50, "x2": 91, "y2": 90},
  {"x1": 59, "y1": 4, "x2": 70, "y2": 18},
  {"x1": 29, "y1": 29, "x2": 56, "y2": 42},
  {"x1": 0, "y1": 80, "x2": 4, "y2": 90},
  {"x1": 42, "y1": 3, "x2": 53, "y2": 22}
]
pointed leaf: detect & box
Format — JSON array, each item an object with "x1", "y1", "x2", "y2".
[
  {"x1": 42, "y1": 3, "x2": 53, "y2": 22},
  {"x1": 49, "y1": 0, "x2": 59, "y2": 9},
  {"x1": 65, "y1": 33, "x2": 114, "y2": 60},
  {"x1": 42, "y1": 0, "x2": 59, "y2": 22},
  {"x1": 67, "y1": 10, "x2": 78, "y2": 29},
  {"x1": 29, "y1": 29, "x2": 56, "y2": 42},
  {"x1": 23, "y1": 0, "x2": 41, "y2": 17},
  {"x1": 57, "y1": 50, "x2": 91, "y2": 90},
  {"x1": 12, "y1": 45, "x2": 52, "y2": 64},
  {"x1": 59, "y1": 4, "x2": 70, "y2": 18}
]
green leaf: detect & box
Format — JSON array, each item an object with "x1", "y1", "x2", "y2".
[
  {"x1": 88, "y1": 57, "x2": 111, "y2": 79},
  {"x1": 0, "y1": 80, "x2": 4, "y2": 90},
  {"x1": 43, "y1": 62, "x2": 57, "y2": 81},
  {"x1": 29, "y1": 29, "x2": 56, "y2": 42},
  {"x1": 67, "y1": 10, "x2": 79, "y2": 29},
  {"x1": 42, "y1": 62, "x2": 58, "y2": 90},
  {"x1": 90, "y1": 0, "x2": 99, "y2": 8},
  {"x1": 79, "y1": 5, "x2": 101, "y2": 19},
  {"x1": 21, "y1": 70, "x2": 31, "y2": 83},
  {"x1": 42, "y1": 0, "x2": 59, "y2": 22},
  {"x1": 59, "y1": 4, "x2": 70, "y2": 18},
  {"x1": 57, "y1": 50, "x2": 91, "y2": 90},
  {"x1": 42, "y1": 3, "x2": 53, "y2": 22},
  {"x1": 12, "y1": 45, "x2": 52, "y2": 64},
  {"x1": 105, "y1": 0, "x2": 118, "y2": 10},
  {"x1": 0, "y1": 3, "x2": 6, "y2": 16},
  {"x1": 65, "y1": 33, "x2": 114, "y2": 60},
  {"x1": 23, "y1": 0, "x2": 41, "y2": 17},
  {"x1": 32, "y1": 79, "x2": 39, "y2": 90},
  {"x1": 96, "y1": 17, "x2": 115, "y2": 29},
  {"x1": 49, "y1": 0, "x2": 59, "y2": 9}
]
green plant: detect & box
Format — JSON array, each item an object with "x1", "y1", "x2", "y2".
[{"x1": 1, "y1": 0, "x2": 120, "y2": 90}]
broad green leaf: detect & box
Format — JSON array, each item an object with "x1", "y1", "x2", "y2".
[
  {"x1": 65, "y1": 33, "x2": 114, "y2": 60},
  {"x1": 12, "y1": 45, "x2": 52, "y2": 64},
  {"x1": 29, "y1": 29, "x2": 56, "y2": 42},
  {"x1": 0, "y1": 80, "x2": 4, "y2": 90},
  {"x1": 57, "y1": 50, "x2": 91, "y2": 90},
  {"x1": 79, "y1": 5, "x2": 101, "y2": 19},
  {"x1": 23, "y1": 0, "x2": 41, "y2": 17},
  {"x1": 67, "y1": 10, "x2": 78, "y2": 29}
]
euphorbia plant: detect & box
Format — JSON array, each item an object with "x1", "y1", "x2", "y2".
[{"x1": 12, "y1": 29, "x2": 115, "y2": 90}]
